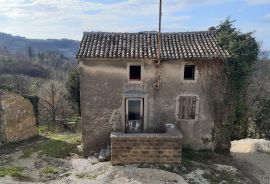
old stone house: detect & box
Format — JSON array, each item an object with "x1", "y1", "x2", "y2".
[
  {"x1": 0, "y1": 90, "x2": 38, "y2": 146},
  {"x1": 77, "y1": 31, "x2": 229, "y2": 164}
]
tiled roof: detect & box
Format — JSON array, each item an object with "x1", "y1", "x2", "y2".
[{"x1": 77, "y1": 31, "x2": 230, "y2": 60}]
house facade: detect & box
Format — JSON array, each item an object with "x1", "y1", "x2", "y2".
[{"x1": 77, "y1": 31, "x2": 229, "y2": 158}]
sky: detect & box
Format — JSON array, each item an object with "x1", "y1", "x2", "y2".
[{"x1": 0, "y1": 0, "x2": 269, "y2": 50}]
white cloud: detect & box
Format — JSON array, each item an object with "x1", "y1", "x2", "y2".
[
  {"x1": 246, "y1": 0, "x2": 270, "y2": 5},
  {"x1": 0, "y1": 0, "x2": 254, "y2": 40},
  {"x1": 262, "y1": 14, "x2": 270, "y2": 22}
]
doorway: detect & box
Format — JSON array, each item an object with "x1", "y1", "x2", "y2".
[{"x1": 125, "y1": 98, "x2": 143, "y2": 133}]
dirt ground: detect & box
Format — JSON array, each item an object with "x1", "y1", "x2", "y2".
[
  {"x1": 0, "y1": 132, "x2": 265, "y2": 184},
  {"x1": 231, "y1": 139, "x2": 270, "y2": 184}
]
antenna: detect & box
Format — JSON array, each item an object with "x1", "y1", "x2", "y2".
[
  {"x1": 159, "y1": 0, "x2": 162, "y2": 33},
  {"x1": 154, "y1": 0, "x2": 162, "y2": 89}
]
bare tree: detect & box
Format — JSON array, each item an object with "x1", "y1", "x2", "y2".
[
  {"x1": 248, "y1": 58, "x2": 270, "y2": 139},
  {"x1": 39, "y1": 80, "x2": 66, "y2": 123}
]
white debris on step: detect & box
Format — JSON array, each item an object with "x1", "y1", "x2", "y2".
[
  {"x1": 106, "y1": 145, "x2": 111, "y2": 161},
  {"x1": 98, "y1": 148, "x2": 107, "y2": 162},
  {"x1": 231, "y1": 139, "x2": 270, "y2": 153},
  {"x1": 77, "y1": 144, "x2": 83, "y2": 153}
]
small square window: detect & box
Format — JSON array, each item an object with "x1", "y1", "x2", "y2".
[
  {"x1": 184, "y1": 65, "x2": 195, "y2": 80},
  {"x1": 129, "y1": 65, "x2": 141, "y2": 80}
]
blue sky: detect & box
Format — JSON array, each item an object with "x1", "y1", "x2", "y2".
[{"x1": 0, "y1": 0, "x2": 269, "y2": 50}]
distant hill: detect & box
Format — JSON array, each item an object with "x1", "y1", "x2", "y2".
[{"x1": 0, "y1": 32, "x2": 80, "y2": 58}]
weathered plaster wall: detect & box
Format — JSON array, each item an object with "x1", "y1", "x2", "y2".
[
  {"x1": 79, "y1": 60, "x2": 127, "y2": 156},
  {"x1": 151, "y1": 61, "x2": 217, "y2": 149},
  {"x1": 0, "y1": 91, "x2": 37, "y2": 145},
  {"x1": 79, "y1": 59, "x2": 221, "y2": 156}
]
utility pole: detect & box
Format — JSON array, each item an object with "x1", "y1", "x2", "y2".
[{"x1": 154, "y1": 0, "x2": 162, "y2": 89}]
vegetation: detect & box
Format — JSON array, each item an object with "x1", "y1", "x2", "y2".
[
  {"x1": 21, "y1": 126, "x2": 82, "y2": 159},
  {"x1": 41, "y1": 166, "x2": 60, "y2": 176},
  {"x1": 0, "y1": 36, "x2": 79, "y2": 128},
  {"x1": 212, "y1": 19, "x2": 259, "y2": 152},
  {"x1": 75, "y1": 173, "x2": 99, "y2": 180},
  {"x1": 248, "y1": 53, "x2": 270, "y2": 139},
  {"x1": 39, "y1": 80, "x2": 67, "y2": 122},
  {"x1": 253, "y1": 96, "x2": 270, "y2": 139},
  {"x1": 66, "y1": 69, "x2": 81, "y2": 115},
  {"x1": 0, "y1": 166, "x2": 31, "y2": 181}
]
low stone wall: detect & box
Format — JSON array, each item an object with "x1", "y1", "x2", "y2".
[
  {"x1": 0, "y1": 91, "x2": 38, "y2": 146},
  {"x1": 111, "y1": 124, "x2": 183, "y2": 165}
]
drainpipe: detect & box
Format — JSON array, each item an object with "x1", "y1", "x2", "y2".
[{"x1": 154, "y1": 0, "x2": 162, "y2": 89}]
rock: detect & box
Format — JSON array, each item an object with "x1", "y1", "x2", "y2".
[
  {"x1": 94, "y1": 152, "x2": 99, "y2": 158},
  {"x1": 87, "y1": 156, "x2": 99, "y2": 164},
  {"x1": 77, "y1": 144, "x2": 83, "y2": 153},
  {"x1": 231, "y1": 139, "x2": 270, "y2": 153}
]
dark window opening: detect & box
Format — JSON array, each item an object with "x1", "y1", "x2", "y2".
[
  {"x1": 128, "y1": 100, "x2": 141, "y2": 120},
  {"x1": 184, "y1": 65, "x2": 195, "y2": 80},
  {"x1": 129, "y1": 65, "x2": 141, "y2": 80}
]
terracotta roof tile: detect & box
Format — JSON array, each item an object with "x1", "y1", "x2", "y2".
[{"x1": 77, "y1": 31, "x2": 230, "y2": 60}]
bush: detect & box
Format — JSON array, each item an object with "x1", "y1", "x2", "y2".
[{"x1": 254, "y1": 97, "x2": 270, "y2": 139}]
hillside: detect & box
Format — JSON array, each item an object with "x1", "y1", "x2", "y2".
[
  {"x1": 0, "y1": 32, "x2": 78, "y2": 95},
  {"x1": 0, "y1": 32, "x2": 80, "y2": 58}
]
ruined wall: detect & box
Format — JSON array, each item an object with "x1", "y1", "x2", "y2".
[
  {"x1": 0, "y1": 91, "x2": 38, "y2": 145},
  {"x1": 79, "y1": 59, "x2": 222, "y2": 156},
  {"x1": 111, "y1": 124, "x2": 182, "y2": 165}
]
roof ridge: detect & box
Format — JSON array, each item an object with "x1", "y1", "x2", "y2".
[{"x1": 83, "y1": 30, "x2": 217, "y2": 35}]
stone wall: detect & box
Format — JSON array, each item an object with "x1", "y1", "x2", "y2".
[
  {"x1": 79, "y1": 59, "x2": 223, "y2": 156},
  {"x1": 111, "y1": 124, "x2": 183, "y2": 165},
  {"x1": 0, "y1": 91, "x2": 38, "y2": 145}
]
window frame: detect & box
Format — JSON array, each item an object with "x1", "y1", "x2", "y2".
[
  {"x1": 127, "y1": 63, "x2": 143, "y2": 83},
  {"x1": 184, "y1": 65, "x2": 195, "y2": 80},
  {"x1": 181, "y1": 63, "x2": 198, "y2": 83},
  {"x1": 175, "y1": 94, "x2": 199, "y2": 121}
]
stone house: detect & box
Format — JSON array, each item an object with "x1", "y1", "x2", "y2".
[
  {"x1": 0, "y1": 90, "x2": 38, "y2": 146},
  {"x1": 77, "y1": 31, "x2": 229, "y2": 164}
]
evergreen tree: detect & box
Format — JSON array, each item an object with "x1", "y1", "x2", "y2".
[
  {"x1": 66, "y1": 69, "x2": 80, "y2": 115},
  {"x1": 217, "y1": 19, "x2": 259, "y2": 140}
]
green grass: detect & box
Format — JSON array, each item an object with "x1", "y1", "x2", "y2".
[
  {"x1": 20, "y1": 148, "x2": 35, "y2": 158},
  {"x1": 75, "y1": 173, "x2": 98, "y2": 180},
  {"x1": 21, "y1": 133, "x2": 82, "y2": 158},
  {"x1": 38, "y1": 124, "x2": 60, "y2": 135},
  {"x1": 0, "y1": 166, "x2": 31, "y2": 181},
  {"x1": 87, "y1": 174, "x2": 98, "y2": 180},
  {"x1": 66, "y1": 116, "x2": 81, "y2": 122},
  {"x1": 40, "y1": 166, "x2": 71, "y2": 179},
  {"x1": 38, "y1": 139, "x2": 79, "y2": 158},
  {"x1": 41, "y1": 166, "x2": 60, "y2": 175}
]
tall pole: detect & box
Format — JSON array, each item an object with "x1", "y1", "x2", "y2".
[
  {"x1": 155, "y1": 0, "x2": 162, "y2": 89},
  {"x1": 159, "y1": 0, "x2": 162, "y2": 33}
]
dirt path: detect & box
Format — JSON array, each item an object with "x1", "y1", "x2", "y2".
[
  {"x1": 231, "y1": 139, "x2": 270, "y2": 184},
  {"x1": 1, "y1": 134, "x2": 266, "y2": 184},
  {"x1": 0, "y1": 152, "x2": 188, "y2": 184},
  {"x1": 232, "y1": 152, "x2": 270, "y2": 184}
]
